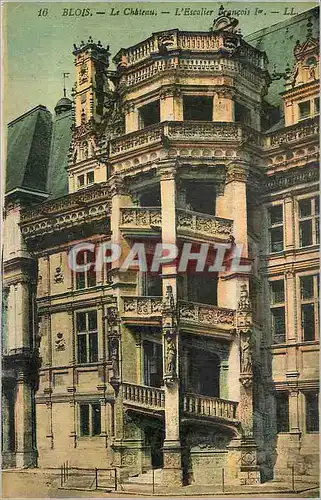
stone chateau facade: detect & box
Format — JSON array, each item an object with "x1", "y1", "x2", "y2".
[{"x1": 2, "y1": 7, "x2": 319, "y2": 487}]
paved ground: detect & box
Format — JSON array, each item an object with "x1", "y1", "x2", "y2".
[{"x1": 2, "y1": 470, "x2": 319, "y2": 499}]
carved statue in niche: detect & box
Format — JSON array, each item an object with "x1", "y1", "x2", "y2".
[
  {"x1": 165, "y1": 335, "x2": 177, "y2": 377},
  {"x1": 54, "y1": 266, "x2": 64, "y2": 284},
  {"x1": 109, "y1": 336, "x2": 119, "y2": 379},
  {"x1": 240, "y1": 335, "x2": 252, "y2": 373},
  {"x1": 55, "y1": 332, "x2": 66, "y2": 352},
  {"x1": 163, "y1": 284, "x2": 175, "y2": 311}
]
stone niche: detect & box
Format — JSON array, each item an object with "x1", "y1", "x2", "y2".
[{"x1": 184, "y1": 425, "x2": 235, "y2": 485}]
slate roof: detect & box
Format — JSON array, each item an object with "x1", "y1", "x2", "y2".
[
  {"x1": 46, "y1": 107, "x2": 72, "y2": 200},
  {"x1": 6, "y1": 105, "x2": 52, "y2": 195}
]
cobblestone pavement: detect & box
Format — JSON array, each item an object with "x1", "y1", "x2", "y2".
[{"x1": 2, "y1": 470, "x2": 319, "y2": 499}]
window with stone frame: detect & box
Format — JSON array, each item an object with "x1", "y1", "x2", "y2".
[
  {"x1": 75, "y1": 249, "x2": 96, "y2": 290},
  {"x1": 79, "y1": 403, "x2": 101, "y2": 437},
  {"x1": 234, "y1": 101, "x2": 251, "y2": 126},
  {"x1": 298, "y1": 100, "x2": 311, "y2": 120},
  {"x1": 305, "y1": 392, "x2": 319, "y2": 432},
  {"x1": 139, "y1": 100, "x2": 160, "y2": 128},
  {"x1": 76, "y1": 310, "x2": 98, "y2": 364},
  {"x1": 270, "y1": 279, "x2": 286, "y2": 344},
  {"x1": 268, "y1": 205, "x2": 284, "y2": 253},
  {"x1": 275, "y1": 392, "x2": 289, "y2": 433},
  {"x1": 300, "y1": 274, "x2": 319, "y2": 341},
  {"x1": 298, "y1": 196, "x2": 319, "y2": 247}
]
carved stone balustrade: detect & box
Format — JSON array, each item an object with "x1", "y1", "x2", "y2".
[
  {"x1": 114, "y1": 29, "x2": 267, "y2": 71},
  {"x1": 109, "y1": 121, "x2": 262, "y2": 159},
  {"x1": 183, "y1": 393, "x2": 238, "y2": 422},
  {"x1": 120, "y1": 207, "x2": 162, "y2": 237},
  {"x1": 265, "y1": 117, "x2": 319, "y2": 149},
  {"x1": 121, "y1": 296, "x2": 163, "y2": 324},
  {"x1": 20, "y1": 183, "x2": 111, "y2": 241},
  {"x1": 178, "y1": 300, "x2": 236, "y2": 333},
  {"x1": 123, "y1": 382, "x2": 165, "y2": 410},
  {"x1": 177, "y1": 208, "x2": 233, "y2": 241},
  {"x1": 120, "y1": 207, "x2": 232, "y2": 242}
]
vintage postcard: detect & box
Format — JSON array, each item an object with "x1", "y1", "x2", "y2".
[{"x1": 2, "y1": 1, "x2": 320, "y2": 498}]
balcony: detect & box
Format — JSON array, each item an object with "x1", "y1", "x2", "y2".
[
  {"x1": 122, "y1": 383, "x2": 239, "y2": 424},
  {"x1": 123, "y1": 382, "x2": 165, "y2": 412},
  {"x1": 183, "y1": 393, "x2": 238, "y2": 422},
  {"x1": 109, "y1": 121, "x2": 262, "y2": 160},
  {"x1": 119, "y1": 207, "x2": 233, "y2": 242},
  {"x1": 121, "y1": 297, "x2": 236, "y2": 335}
]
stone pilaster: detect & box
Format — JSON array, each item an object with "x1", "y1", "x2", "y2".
[
  {"x1": 15, "y1": 372, "x2": 37, "y2": 468},
  {"x1": 236, "y1": 286, "x2": 261, "y2": 485},
  {"x1": 159, "y1": 162, "x2": 182, "y2": 486}
]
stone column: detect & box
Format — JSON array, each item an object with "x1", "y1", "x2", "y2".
[
  {"x1": 213, "y1": 90, "x2": 234, "y2": 122},
  {"x1": 286, "y1": 388, "x2": 301, "y2": 468},
  {"x1": 159, "y1": 162, "x2": 182, "y2": 486},
  {"x1": 15, "y1": 372, "x2": 37, "y2": 468}
]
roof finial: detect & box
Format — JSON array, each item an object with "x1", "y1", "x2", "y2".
[{"x1": 63, "y1": 72, "x2": 70, "y2": 98}]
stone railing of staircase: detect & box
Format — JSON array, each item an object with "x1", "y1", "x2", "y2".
[
  {"x1": 183, "y1": 392, "x2": 238, "y2": 421},
  {"x1": 122, "y1": 382, "x2": 165, "y2": 409},
  {"x1": 122, "y1": 383, "x2": 238, "y2": 422}
]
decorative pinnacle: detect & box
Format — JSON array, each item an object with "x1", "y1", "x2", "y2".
[
  {"x1": 73, "y1": 37, "x2": 110, "y2": 55},
  {"x1": 306, "y1": 17, "x2": 313, "y2": 38}
]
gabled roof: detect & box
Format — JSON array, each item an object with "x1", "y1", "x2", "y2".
[{"x1": 6, "y1": 105, "x2": 52, "y2": 194}]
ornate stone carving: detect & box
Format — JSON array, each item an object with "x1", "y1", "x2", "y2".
[
  {"x1": 178, "y1": 301, "x2": 235, "y2": 327},
  {"x1": 55, "y1": 332, "x2": 66, "y2": 352},
  {"x1": 108, "y1": 336, "x2": 119, "y2": 379},
  {"x1": 163, "y1": 285, "x2": 175, "y2": 312},
  {"x1": 165, "y1": 335, "x2": 177, "y2": 380},
  {"x1": 108, "y1": 175, "x2": 128, "y2": 197},
  {"x1": 238, "y1": 285, "x2": 251, "y2": 312},
  {"x1": 123, "y1": 297, "x2": 163, "y2": 316},
  {"x1": 54, "y1": 267, "x2": 64, "y2": 284},
  {"x1": 120, "y1": 207, "x2": 162, "y2": 227},
  {"x1": 177, "y1": 209, "x2": 233, "y2": 238}
]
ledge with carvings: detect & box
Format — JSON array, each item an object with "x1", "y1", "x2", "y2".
[{"x1": 20, "y1": 183, "x2": 112, "y2": 239}]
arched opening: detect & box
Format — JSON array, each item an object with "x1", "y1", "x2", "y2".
[{"x1": 187, "y1": 349, "x2": 221, "y2": 398}]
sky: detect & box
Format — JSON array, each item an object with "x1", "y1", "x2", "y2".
[{"x1": 3, "y1": 1, "x2": 318, "y2": 123}]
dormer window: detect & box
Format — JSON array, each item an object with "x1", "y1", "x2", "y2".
[
  {"x1": 77, "y1": 171, "x2": 95, "y2": 190},
  {"x1": 87, "y1": 171, "x2": 94, "y2": 185},
  {"x1": 298, "y1": 100, "x2": 311, "y2": 121}
]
